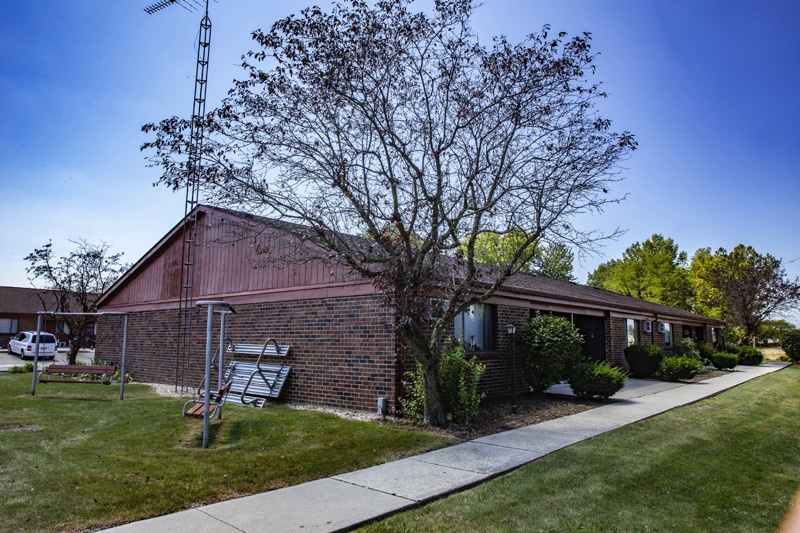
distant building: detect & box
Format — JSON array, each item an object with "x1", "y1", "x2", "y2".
[{"x1": 0, "y1": 286, "x2": 93, "y2": 348}]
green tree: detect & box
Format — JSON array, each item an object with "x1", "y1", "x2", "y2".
[
  {"x1": 689, "y1": 247, "x2": 724, "y2": 319},
  {"x1": 470, "y1": 232, "x2": 575, "y2": 281},
  {"x1": 586, "y1": 259, "x2": 619, "y2": 288},
  {"x1": 25, "y1": 239, "x2": 127, "y2": 365},
  {"x1": 758, "y1": 319, "x2": 796, "y2": 345},
  {"x1": 690, "y1": 245, "x2": 800, "y2": 344},
  {"x1": 587, "y1": 234, "x2": 693, "y2": 309},
  {"x1": 532, "y1": 243, "x2": 576, "y2": 282},
  {"x1": 143, "y1": 0, "x2": 636, "y2": 426},
  {"x1": 470, "y1": 231, "x2": 537, "y2": 273}
]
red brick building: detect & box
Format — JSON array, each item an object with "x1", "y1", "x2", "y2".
[
  {"x1": 95, "y1": 205, "x2": 724, "y2": 411},
  {"x1": 0, "y1": 286, "x2": 78, "y2": 348}
]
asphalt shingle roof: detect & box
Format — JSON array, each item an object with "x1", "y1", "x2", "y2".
[
  {"x1": 0, "y1": 286, "x2": 61, "y2": 314},
  {"x1": 502, "y1": 272, "x2": 722, "y2": 323}
]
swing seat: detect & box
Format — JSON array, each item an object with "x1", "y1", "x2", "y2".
[
  {"x1": 39, "y1": 364, "x2": 116, "y2": 385},
  {"x1": 182, "y1": 381, "x2": 232, "y2": 419}
]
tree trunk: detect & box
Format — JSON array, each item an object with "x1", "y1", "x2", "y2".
[
  {"x1": 400, "y1": 321, "x2": 448, "y2": 427},
  {"x1": 421, "y1": 357, "x2": 447, "y2": 427},
  {"x1": 68, "y1": 343, "x2": 79, "y2": 365},
  {"x1": 66, "y1": 318, "x2": 90, "y2": 365}
]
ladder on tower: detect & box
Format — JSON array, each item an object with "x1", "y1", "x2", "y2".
[{"x1": 146, "y1": 0, "x2": 213, "y2": 392}]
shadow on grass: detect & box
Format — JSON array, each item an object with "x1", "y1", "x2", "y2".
[{"x1": 181, "y1": 419, "x2": 225, "y2": 448}]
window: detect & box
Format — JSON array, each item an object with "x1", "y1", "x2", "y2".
[
  {"x1": 455, "y1": 303, "x2": 496, "y2": 351},
  {"x1": 0, "y1": 318, "x2": 19, "y2": 335},
  {"x1": 626, "y1": 319, "x2": 638, "y2": 347},
  {"x1": 663, "y1": 322, "x2": 672, "y2": 347},
  {"x1": 711, "y1": 327, "x2": 718, "y2": 344}
]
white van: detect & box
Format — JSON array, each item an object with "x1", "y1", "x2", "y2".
[{"x1": 8, "y1": 332, "x2": 58, "y2": 359}]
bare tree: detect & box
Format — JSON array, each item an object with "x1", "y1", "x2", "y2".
[
  {"x1": 25, "y1": 240, "x2": 127, "y2": 364},
  {"x1": 143, "y1": 0, "x2": 636, "y2": 426}
]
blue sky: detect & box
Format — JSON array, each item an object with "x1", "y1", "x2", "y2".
[{"x1": 1, "y1": 1, "x2": 798, "y2": 323}]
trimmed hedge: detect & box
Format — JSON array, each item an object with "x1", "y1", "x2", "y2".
[
  {"x1": 659, "y1": 356, "x2": 705, "y2": 382},
  {"x1": 569, "y1": 360, "x2": 628, "y2": 400},
  {"x1": 711, "y1": 351, "x2": 738, "y2": 370},
  {"x1": 624, "y1": 344, "x2": 663, "y2": 378},
  {"x1": 737, "y1": 345, "x2": 763, "y2": 366},
  {"x1": 517, "y1": 314, "x2": 584, "y2": 393}
]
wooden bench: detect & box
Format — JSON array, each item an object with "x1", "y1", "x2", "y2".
[
  {"x1": 38, "y1": 364, "x2": 116, "y2": 385},
  {"x1": 182, "y1": 381, "x2": 233, "y2": 419}
]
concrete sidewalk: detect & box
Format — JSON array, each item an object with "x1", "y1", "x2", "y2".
[{"x1": 103, "y1": 363, "x2": 789, "y2": 533}]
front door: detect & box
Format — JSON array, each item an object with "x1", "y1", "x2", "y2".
[{"x1": 575, "y1": 316, "x2": 606, "y2": 362}]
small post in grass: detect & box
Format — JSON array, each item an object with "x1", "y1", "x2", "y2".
[
  {"x1": 119, "y1": 314, "x2": 129, "y2": 400},
  {"x1": 30, "y1": 313, "x2": 44, "y2": 396}
]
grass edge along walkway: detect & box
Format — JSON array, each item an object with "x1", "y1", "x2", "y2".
[
  {"x1": 0, "y1": 375, "x2": 451, "y2": 533},
  {"x1": 359, "y1": 364, "x2": 800, "y2": 532}
]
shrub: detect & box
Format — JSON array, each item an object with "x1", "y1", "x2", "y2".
[
  {"x1": 569, "y1": 360, "x2": 628, "y2": 400},
  {"x1": 401, "y1": 340, "x2": 485, "y2": 426},
  {"x1": 113, "y1": 369, "x2": 134, "y2": 384},
  {"x1": 517, "y1": 313, "x2": 584, "y2": 393},
  {"x1": 781, "y1": 330, "x2": 800, "y2": 363},
  {"x1": 439, "y1": 342, "x2": 485, "y2": 425},
  {"x1": 711, "y1": 351, "x2": 738, "y2": 370},
  {"x1": 400, "y1": 366, "x2": 425, "y2": 422},
  {"x1": 736, "y1": 345, "x2": 763, "y2": 366},
  {"x1": 8, "y1": 362, "x2": 34, "y2": 374},
  {"x1": 696, "y1": 341, "x2": 715, "y2": 364},
  {"x1": 624, "y1": 344, "x2": 663, "y2": 378},
  {"x1": 675, "y1": 338, "x2": 702, "y2": 360},
  {"x1": 659, "y1": 356, "x2": 705, "y2": 382}
]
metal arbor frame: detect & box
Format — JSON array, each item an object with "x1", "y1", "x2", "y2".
[{"x1": 29, "y1": 311, "x2": 130, "y2": 399}]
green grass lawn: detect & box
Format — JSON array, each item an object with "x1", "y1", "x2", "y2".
[
  {"x1": 0, "y1": 374, "x2": 450, "y2": 532},
  {"x1": 360, "y1": 364, "x2": 800, "y2": 532},
  {"x1": 761, "y1": 346, "x2": 787, "y2": 361}
]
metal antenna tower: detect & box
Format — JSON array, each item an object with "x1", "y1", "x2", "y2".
[{"x1": 146, "y1": 0, "x2": 212, "y2": 392}]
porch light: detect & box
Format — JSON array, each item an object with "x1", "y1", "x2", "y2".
[{"x1": 507, "y1": 323, "x2": 516, "y2": 335}]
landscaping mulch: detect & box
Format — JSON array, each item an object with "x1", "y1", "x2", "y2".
[
  {"x1": 409, "y1": 368, "x2": 733, "y2": 442},
  {"x1": 436, "y1": 393, "x2": 598, "y2": 441}
]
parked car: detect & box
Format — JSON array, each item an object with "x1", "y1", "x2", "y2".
[{"x1": 8, "y1": 331, "x2": 58, "y2": 359}]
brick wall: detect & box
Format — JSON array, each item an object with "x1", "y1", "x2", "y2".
[
  {"x1": 479, "y1": 305, "x2": 530, "y2": 399},
  {"x1": 96, "y1": 294, "x2": 398, "y2": 412},
  {"x1": 608, "y1": 318, "x2": 709, "y2": 369},
  {"x1": 607, "y1": 317, "x2": 628, "y2": 369},
  {"x1": 96, "y1": 294, "x2": 719, "y2": 413}
]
